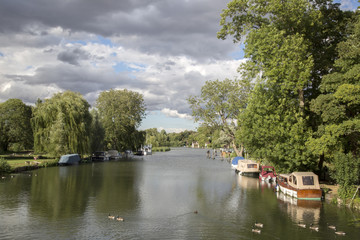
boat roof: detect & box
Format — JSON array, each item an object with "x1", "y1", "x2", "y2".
[{"x1": 278, "y1": 172, "x2": 319, "y2": 179}]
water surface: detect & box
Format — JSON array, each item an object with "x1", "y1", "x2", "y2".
[{"x1": 0, "y1": 148, "x2": 359, "y2": 239}]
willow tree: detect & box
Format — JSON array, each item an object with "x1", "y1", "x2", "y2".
[
  {"x1": 188, "y1": 78, "x2": 252, "y2": 156},
  {"x1": 96, "y1": 89, "x2": 146, "y2": 151},
  {"x1": 32, "y1": 91, "x2": 92, "y2": 157},
  {"x1": 218, "y1": 0, "x2": 352, "y2": 171}
]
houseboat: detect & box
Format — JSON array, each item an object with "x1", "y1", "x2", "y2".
[
  {"x1": 276, "y1": 172, "x2": 322, "y2": 200},
  {"x1": 259, "y1": 166, "x2": 277, "y2": 182},
  {"x1": 58, "y1": 154, "x2": 81, "y2": 166},
  {"x1": 235, "y1": 159, "x2": 260, "y2": 176}
]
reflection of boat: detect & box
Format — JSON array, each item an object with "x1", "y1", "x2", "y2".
[
  {"x1": 259, "y1": 166, "x2": 277, "y2": 182},
  {"x1": 276, "y1": 191, "x2": 321, "y2": 225},
  {"x1": 276, "y1": 172, "x2": 322, "y2": 200},
  {"x1": 235, "y1": 159, "x2": 260, "y2": 177},
  {"x1": 231, "y1": 156, "x2": 245, "y2": 169},
  {"x1": 58, "y1": 154, "x2": 81, "y2": 165},
  {"x1": 236, "y1": 174, "x2": 260, "y2": 190}
]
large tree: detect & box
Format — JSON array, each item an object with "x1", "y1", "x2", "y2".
[
  {"x1": 0, "y1": 99, "x2": 33, "y2": 152},
  {"x1": 32, "y1": 91, "x2": 92, "y2": 157},
  {"x1": 308, "y1": 11, "x2": 360, "y2": 192},
  {"x1": 96, "y1": 89, "x2": 146, "y2": 151},
  {"x1": 188, "y1": 78, "x2": 252, "y2": 156},
  {"x1": 218, "y1": 0, "x2": 352, "y2": 171}
]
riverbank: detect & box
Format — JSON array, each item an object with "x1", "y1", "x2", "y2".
[{"x1": 321, "y1": 183, "x2": 360, "y2": 210}]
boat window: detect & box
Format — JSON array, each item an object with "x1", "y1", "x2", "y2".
[
  {"x1": 293, "y1": 176, "x2": 297, "y2": 185},
  {"x1": 289, "y1": 176, "x2": 292, "y2": 183},
  {"x1": 302, "y1": 176, "x2": 314, "y2": 185},
  {"x1": 247, "y1": 164, "x2": 257, "y2": 168}
]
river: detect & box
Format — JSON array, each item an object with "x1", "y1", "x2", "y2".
[{"x1": 0, "y1": 148, "x2": 359, "y2": 239}]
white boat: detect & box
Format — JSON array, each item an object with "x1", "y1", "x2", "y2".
[
  {"x1": 235, "y1": 159, "x2": 260, "y2": 176},
  {"x1": 276, "y1": 172, "x2": 322, "y2": 201}
]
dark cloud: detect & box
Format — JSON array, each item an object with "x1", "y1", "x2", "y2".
[{"x1": 57, "y1": 48, "x2": 90, "y2": 66}]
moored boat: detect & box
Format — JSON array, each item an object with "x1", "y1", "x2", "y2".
[
  {"x1": 276, "y1": 172, "x2": 322, "y2": 200},
  {"x1": 259, "y1": 166, "x2": 277, "y2": 182},
  {"x1": 235, "y1": 159, "x2": 260, "y2": 176},
  {"x1": 231, "y1": 156, "x2": 245, "y2": 169}
]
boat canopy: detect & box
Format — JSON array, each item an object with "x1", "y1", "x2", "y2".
[
  {"x1": 58, "y1": 154, "x2": 81, "y2": 165},
  {"x1": 231, "y1": 156, "x2": 245, "y2": 166},
  {"x1": 279, "y1": 172, "x2": 320, "y2": 190}
]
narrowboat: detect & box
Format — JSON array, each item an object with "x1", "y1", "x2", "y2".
[{"x1": 276, "y1": 172, "x2": 322, "y2": 200}]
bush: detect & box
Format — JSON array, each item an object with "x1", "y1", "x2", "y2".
[
  {"x1": 0, "y1": 158, "x2": 11, "y2": 173},
  {"x1": 331, "y1": 153, "x2": 360, "y2": 199}
]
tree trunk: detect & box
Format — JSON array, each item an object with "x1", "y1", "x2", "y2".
[
  {"x1": 232, "y1": 140, "x2": 243, "y2": 157},
  {"x1": 298, "y1": 89, "x2": 305, "y2": 111}
]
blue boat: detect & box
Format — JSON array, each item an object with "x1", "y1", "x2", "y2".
[
  {"x1": 231, "y1": 156, "x2": 245, "y2": 169},
  {"x1": 58, "y1": 154, "x2": 81, "y2": 165}
]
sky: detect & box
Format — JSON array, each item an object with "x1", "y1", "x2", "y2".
[{"x1": 0, "y1": 0, "x2": 359, "y2": 133}]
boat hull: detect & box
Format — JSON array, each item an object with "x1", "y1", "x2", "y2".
[{"x1": 277, "y1": 183, "x2": 322, "y2": 200}]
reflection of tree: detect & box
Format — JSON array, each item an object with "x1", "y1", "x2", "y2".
[{"x1": 29, "y1": 166, "x2": 92, "y2": 219}]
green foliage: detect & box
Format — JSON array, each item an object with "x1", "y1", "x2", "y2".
[
  {"x1": 330, "y1": 153, "x2": 360, "y2": 199},
  {"x1": 188, "y1": 78, "x2": 252, "y2": 155},
  {"x1": 0, "y1": 99, "x2": 33, "y2": 152},
  {"x1": 218, "y1": 0, "x2": 353, "y2": 172},
  {"x1": 90, "y1": 109, "x2": 105, "y2": 152},
  {"x1": 152, "y1": 147, "x2": 170, "y2": 152},
  {"x1": 145, "y1": 128, "x2": 169, "y2": 147},
  {"x1": 32, "y1": 91, "x2": 92, "y2": 157},
  {"x1": 0, "y1": 158, "x2": 11, "y2": 173},
  {"x1": 96, "y1": 89, "x2": 146, "y2": 151}
]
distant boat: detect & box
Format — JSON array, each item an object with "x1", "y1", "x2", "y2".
[
  {"x1": 135, "y1": 145, "x2": 152, "y2": 156},
  {"x1": 231, "y1": 156, "x2": 245, "y2": 169},
  {"x1": 58, "y1": 154, "x2": 81, "y2": 166},
  {"x1": 124, "y1": 150, "x2": 134, "y2": 158},
  {"x1": 107, "y1": 150, "x2": 122, "y2": 160},
  {"x1": 259, "y1": 166, "x2": 277, "y2": 182},
  {"x1": 235, "y1": 159, "x2": 260, "y2": 176},
  {"x1": 276, "y1": 172, "x2": 322, "y2": 201},
  {"x1": 91, "y1": 151, "x2": 110, "y2": 162}
]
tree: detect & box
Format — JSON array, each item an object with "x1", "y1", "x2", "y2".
[
  {"x1": 32, "y1": 91, "x2": 92, "y2": 157},
  {"x1": 96, "y1": 89, "x2": 146, "y2": 151},
  {"x1": 188, "y1": 78, "x2": 251, "y2": 156},
  {"x1": 90, "y1": 109, "x2": 105, "y2": 152},
  {"x1": 308, "y1": 12, "x2": 360, "y2": 190},
  {"x1": 0, "y1": 99, "x2": 33, "y2": 152},
  {"x1": 218, "y1": 0, "x2": 352, "y2": 171}
]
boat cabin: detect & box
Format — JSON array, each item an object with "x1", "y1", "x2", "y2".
[
  {"x1": 236, "y1": 159, "x2": 260, "y2": 175},
  {"x1": 278, "y1": 172, "x2": 320, "y2": 190}
]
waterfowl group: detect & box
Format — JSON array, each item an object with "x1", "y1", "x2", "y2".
[
  {"x1": 251, "y1": 221, "x2": 263, "y2": 234},
  {"x1": 108, "y1": 214, "x2": 124, "y2": 221}
]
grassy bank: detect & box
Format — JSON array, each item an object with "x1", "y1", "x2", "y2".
[{"x1": 152, "y1": 147, "x2": 171, "y2": 152}]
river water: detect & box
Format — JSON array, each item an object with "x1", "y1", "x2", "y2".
[{"x1": 0, "y1": 148, "x2": 359, "y2": 240}]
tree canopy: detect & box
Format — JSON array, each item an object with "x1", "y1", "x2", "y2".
[
  {"x1": 218, "y1": 0, "x2": 354, "y2": 172},
  {"x1": 0, "y1": 99, "x2": 33, "y2": 152},
  {"x1": 96, "y1": 89, "x2": 146, "y2": 151},
  {"x1": 32, "y1": 91, "x2": 92, "y2": 157},
  {"x1": 188, "y1": 78, "x2": 252, "y2": 155}
]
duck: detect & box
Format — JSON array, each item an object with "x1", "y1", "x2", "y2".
[
  {"x1": 327, "y1": 223, "x2": 336, "y2": 230},
  {"x1": 254, "y1": 221, "x2": 263, "y2": 228},
  {"x1": 251, "y1": 228, "x2": 261, "y2": 234},
  {"x1": 335, "y1": 231, "x2": 346, "y2": 236},
  {"x1": 309, "y1": 224, "x2": 319, "y2": 232},
  {"x1": 297, "y1": 222, "x2": 306, "y2": 228},
  {"x1": 116, "y1": 216, "x2": 124, "y2": 221},
  {"x1": 193, "y1": 210, "x2": 198, "y2": 214},
  {"x1": 108, "y1": 214, "x2": 115, "y2": 220}
]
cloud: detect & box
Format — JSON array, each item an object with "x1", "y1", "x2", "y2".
[
  {"x1": 0, "y1": 0, "x2": 246, "y2": 130},
  {"x1": 161, "y1": 108, "x2": 193, "y2": 120}
]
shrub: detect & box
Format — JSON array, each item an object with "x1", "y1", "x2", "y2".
[
  {"x1": 331, "y1": 153, "x2": 360, "y2": 199},
  {"x1": 0, "y1": 158, "x2": 11, "y2": 173}
]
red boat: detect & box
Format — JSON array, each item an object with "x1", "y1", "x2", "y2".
[{"x1": 259, "y1": 166, "x2": 277, "y2": 182}]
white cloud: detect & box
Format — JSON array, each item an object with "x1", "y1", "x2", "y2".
[{"x1": 161, "y1": 108, "x2": 193, "y2": 120}]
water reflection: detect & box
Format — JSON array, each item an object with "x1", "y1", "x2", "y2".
[
  {"x1": 235, "y1": 174, "x2": 259, "y2": 190},
  {"x1": 276, "y1": 191, "x2": 321, "y2": 225}
]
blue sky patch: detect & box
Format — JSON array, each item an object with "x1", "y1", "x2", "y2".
[
  {"x1": 0, "y1": 52, "x2": 4, "y2": 57},
  {"x1": 112, "y1": 61, "x2": 146, "y2": 73}
]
